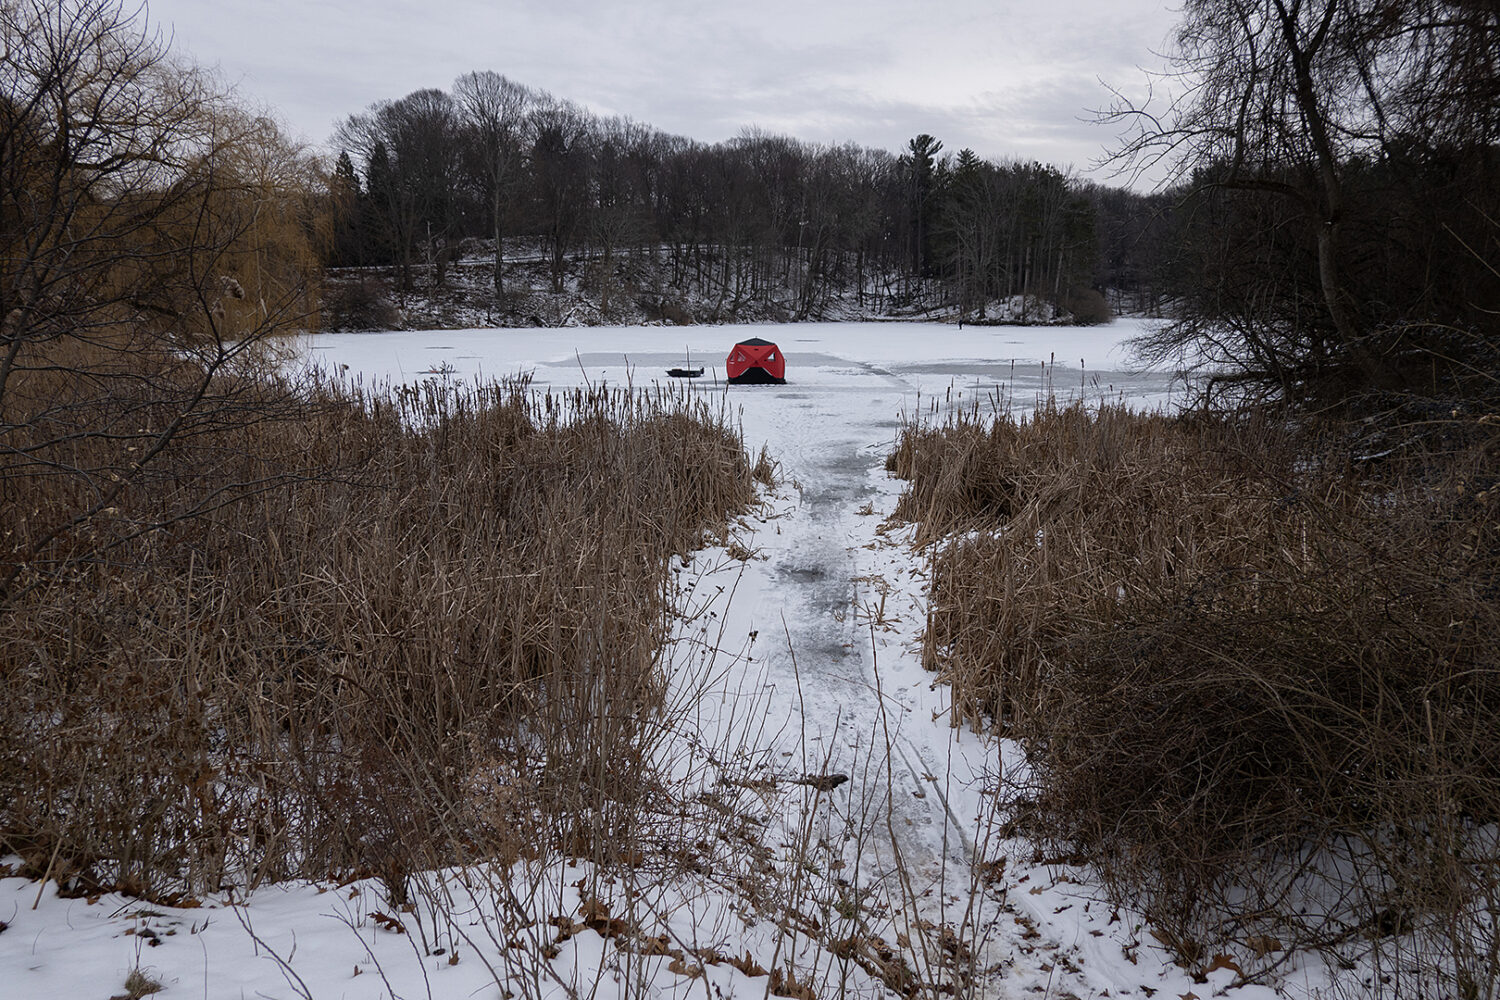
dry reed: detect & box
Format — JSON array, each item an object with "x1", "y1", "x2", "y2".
[
  {"x1": 891, "y1": 398, "x2": 1500, "y2": 994},
  {"x1": 1, "y1": 356, "x2": 759, "y2": 901}
]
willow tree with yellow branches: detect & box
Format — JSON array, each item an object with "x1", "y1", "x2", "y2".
[{"x1": 0, "y1": 0, "x2": 329, "y2": 603}]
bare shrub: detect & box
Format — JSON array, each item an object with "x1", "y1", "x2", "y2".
[
  {"x1": 891, "y1": 399, "x2": 1500, "y2": 990},
  {"x1": 1062, "y1": 287, "x2": 1112, "y2": 325},
  {"x1": 659, "y1": 299, "x2": 696, "y2": 326},
  {"x1": 322, "y1": 276, "x2": 402, "y2": 330}
]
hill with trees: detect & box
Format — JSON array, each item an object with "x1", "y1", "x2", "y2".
[{"x1": 321, "y1": 79, "x2": 1156, "y2": 329}]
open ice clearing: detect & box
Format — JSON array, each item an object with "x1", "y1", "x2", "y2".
[{"x1": 4, "y1": 320, "x2": 1330, "y2": 999}]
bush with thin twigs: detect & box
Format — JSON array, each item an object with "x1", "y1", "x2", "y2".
[
  {"x1": 321, "y1": 276, "x2": 402, "y2": 331},
  {"x1": 0, "y1": 358, "x2": 759, "y2": 901},
  {"x1": 890, "y1": 399, "x2": 1500, "y2": 994}
]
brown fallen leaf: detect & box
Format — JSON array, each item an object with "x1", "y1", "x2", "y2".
[
  {"x1": 728, "y1": 950, "x2": 768, "y2": 977},
  {"x1": 1206, "y1": 954, "x2": 1243, "y2": 976},
  {"x1": 668, "y1": 957, "x2": 703, "y2": 979},
  {"x1": 370, "y1": 911, "x2": 406, "y2": 934}
]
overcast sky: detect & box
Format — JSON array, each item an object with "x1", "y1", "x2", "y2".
[{"x1": 145, "y1": 0, "x2": 1181, "y2": 185}]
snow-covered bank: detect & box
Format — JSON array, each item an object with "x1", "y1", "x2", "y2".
[
  {"x1": 4, "y1": 319, "x2": 1335, "y2": 999},
  {"x1": 320, "y1": 248, "x2": 1128, "y2": 333}
]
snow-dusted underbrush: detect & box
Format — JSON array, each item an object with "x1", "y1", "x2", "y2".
[
  {"x1": 320, "y1": 241, "x2": 1112, "y2": 333},
  {"x1": 889, "y1": 399, "x2": 1500, "y2": 997}
]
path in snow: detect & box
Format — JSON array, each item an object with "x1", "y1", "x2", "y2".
[
  {"x1": 651, "y1": 326, "x2": 1175, "y2": 988},
  {"x1": 306, "y1": 319, "x2": 1181, "y2": 992}
]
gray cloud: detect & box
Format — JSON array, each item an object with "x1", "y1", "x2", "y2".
[{"x1": 148, "y1": 0, "x2": 1179, "y2": 182}]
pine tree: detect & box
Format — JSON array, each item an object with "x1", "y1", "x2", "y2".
[
  {"x1": 900, "y1": 134, "x2": 944, "y2": 277},
  {"x1": 328, "y1": 150, "x2": 363, "y2": 266}
]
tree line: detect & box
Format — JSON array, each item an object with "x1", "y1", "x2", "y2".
[
  {"x1": 327, "y1": 75, "x2": 1126, "y2": 322},
  {"x1": 9, "y1": 0, "x2": 1491, "y2": 399}
]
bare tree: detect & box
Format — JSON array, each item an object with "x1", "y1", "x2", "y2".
[
  {"x1": 0, "y1": 0, "x2": 323, "y2": 604},
  {"x1": 1105, "y1": 0, "x2": 1385, "y2": 382},
  {"x1": 528, "y1": 96, "x2": 594, "y2": 295},
  {"x1": 337, "y1": 89, "x2": 460, "y2": 292},
  {"x1": 588, "y1": 117, "x2": 659, "y2": 317},
  {"x1": 1105, "y1": 0, "x2": 1499, "y2": 399},
  {"x1": 454, "y1": 70, "x2": 535, "y2": 301}
]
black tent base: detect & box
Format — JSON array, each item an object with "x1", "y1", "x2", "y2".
[{"x1": 728, "y1": 369, "x2": 786, "y2": 385}]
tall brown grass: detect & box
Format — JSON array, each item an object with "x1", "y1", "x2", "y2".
[
  {"x1": 1, "y1": 360, "x2": 759, "y2": 901},
  {"x1": 890, "y1": 399, "x2": 1500, "y2": 995}
]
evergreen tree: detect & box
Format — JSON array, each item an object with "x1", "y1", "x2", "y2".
[
  {"x1": 328, "y1": 150, "x2": 364, "y2": 267},
  {"x1": 900, "y1": 134, "x2": 944, "y2": 276},
  {"x1": 362, "y1": 141, "x2": 395, "y2": 268}
]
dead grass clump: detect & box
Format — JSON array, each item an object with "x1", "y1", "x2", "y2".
[
  {"x1": 1, "y1": 365, "x2": 758, "y2": 898},
  {"x1": 892, "y1": 399, "x2": 1500, "y2": 989},
  {"x1": 115, "y1": 968, "x2": 164, "y2": 1000}
]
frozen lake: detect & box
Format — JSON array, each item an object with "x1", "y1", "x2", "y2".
[
  {"x1": 300, "y1": 318, "x2": 1175, "y2": 411},
  {"x1": 279, "y1": 319, "x2": 1205, "y2": 998}
]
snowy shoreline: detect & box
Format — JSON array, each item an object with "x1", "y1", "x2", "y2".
[{"x1": 6, "y1": 320, "x2": 1337, "y2": 1000}]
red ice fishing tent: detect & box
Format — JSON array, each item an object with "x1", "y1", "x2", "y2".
[{"x1": 726, "y1": 337, "x2": 786, "y2": 384}]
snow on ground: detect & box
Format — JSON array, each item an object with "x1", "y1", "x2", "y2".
[{"x1": 2, "y1": 320, "x2": 1334, "y2": 999}]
